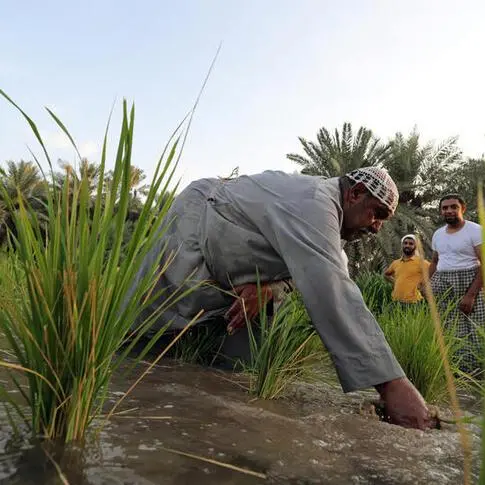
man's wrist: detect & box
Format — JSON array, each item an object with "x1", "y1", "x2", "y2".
[{"x1": 375, "y1": 377, "x2": 405, "y2": 397}]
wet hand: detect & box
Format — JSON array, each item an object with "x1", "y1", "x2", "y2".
[
  {"x1": 376, "y1": 378, "x2": 438, "y2": 430},
  {"x1": 224, "y1": 283, "x2": 272, "y2": 335},
  {"x1": 459, "y1": 294, "x2": 475, "y2": 315}
]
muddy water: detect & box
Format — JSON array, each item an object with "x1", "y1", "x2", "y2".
[
  {"x1": 0, "y1": 352, "x2": 481, "y2": 484},
  {"x1": 0, "y1": 357, "x2": 320, "y2": 484}
]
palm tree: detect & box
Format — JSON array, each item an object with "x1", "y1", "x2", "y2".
[
  {"x1": 385, "y1": 130, "x2": 461, "y2": 209},
  {"x1": 379, "y1": 130, "x2": 462, "y2": 261},
  {"x1": 57, "y1": 160, "x2": 148, "y2": 221},
  {"x1": 128, "y1": 165, "x2": 148, "y2": 199},
  {"x1": 287, "y1": 122, "x2": 392, "y2": 177},
  {"x1": 0, "y1": 160, "x2": 48, "y2": 242},
  {"x1": 57, "y1": 158, "x2": 101, "y2": 195}
]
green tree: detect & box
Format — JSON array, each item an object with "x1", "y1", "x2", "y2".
[
  {"x1": 380, "y1": 130, "x2": 462, "y2": 261},
  {"x1": 286, "y1": 122, "x2": 391, "y2": 177},
  {"x1": 0, "y1": 160, "x2": 47, "y2": 242},
  {"x1": 56, "y1": 158, "x2": 101, "y2": 195}
]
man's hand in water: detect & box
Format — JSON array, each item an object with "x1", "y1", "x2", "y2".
[
  {"x1": 224, "y1": 283, "x2": 272, "y2": 335},
  {"x1": 375, "y1": 377, "x2": 438, "y2": 430}
]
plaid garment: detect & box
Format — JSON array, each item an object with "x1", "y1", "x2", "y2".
[{"x1": 431, "y1": 266, "x2": 485, "y2": 373}]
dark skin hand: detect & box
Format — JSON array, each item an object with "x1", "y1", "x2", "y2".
[
  {"x1": 459, "y1": 293, "x2": 476, "y2": 315},
  {"x1": 375, "y1": 378, "x2": 439, "y2": 430},
  {"x1": 460, "y1": 246, "x2": 483, "y2": 314},
  {"x1": 224, "y1": 283, "x2": 272, "y2": 335}
]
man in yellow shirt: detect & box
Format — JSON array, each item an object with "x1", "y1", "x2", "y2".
[{"x1": 384, "y1": 234, "x2": 430, "y2": 303}]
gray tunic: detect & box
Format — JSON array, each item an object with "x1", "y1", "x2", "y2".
[{"x1": 130, "y1": 170, "x2": 404, "y2": 392}]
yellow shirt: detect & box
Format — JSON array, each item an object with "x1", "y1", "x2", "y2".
[{"x1": 386, "y1": 256, "x2": 430, "y2": 303}]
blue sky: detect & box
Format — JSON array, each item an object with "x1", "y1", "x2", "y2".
[{"x1": 1, "y1": 0, "x2": 484, "y2": 189}]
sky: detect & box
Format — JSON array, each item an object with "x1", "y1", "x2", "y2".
[{"x1": 1, "y1": 0, "x2": 484, "y2": 190}]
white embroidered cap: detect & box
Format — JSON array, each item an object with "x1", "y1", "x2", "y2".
[{"x1": 346, "y1": 167, "x2": 399, "y2": 213}]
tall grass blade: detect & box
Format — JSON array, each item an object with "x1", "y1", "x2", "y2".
[{"x1": 45, "y1": 108, "x2": 83, "y2": 162}]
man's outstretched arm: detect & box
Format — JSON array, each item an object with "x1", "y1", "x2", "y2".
[{"x1": 253, "y1": 195, "x2": 435, "y2": 429}]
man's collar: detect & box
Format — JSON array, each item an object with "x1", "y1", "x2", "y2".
[{"x1": 401, "y1": 254, "x2": 417, "y2": 261}]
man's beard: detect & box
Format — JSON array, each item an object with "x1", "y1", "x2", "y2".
[
  {"x1": 402, "y1": 247, "x2": 415, "y2": 256},
  {"x1": 445, "y1": 216, "x2": 460, "y2": 226}
]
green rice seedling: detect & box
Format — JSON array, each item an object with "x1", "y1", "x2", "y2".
[
  {"x1": 377, "y1": 301, "x2": 464, "y2": 403},
  {"x1": 0, "y1": 250, "x2": 26, "y2": 310},
  {"x1": 0, "y1": 91, "x2": 202, "y2": 442},
  {"x1": 173, "y1": 322, "x2": 227, "y2": 365},
  {"x1": 355, "y1": 271, "x2": 393, "y2": 315},
  {"x1": 243, "y1": 288, "x2": 322, "y2": 400}
]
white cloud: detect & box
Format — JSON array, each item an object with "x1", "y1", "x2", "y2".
[
  {"x1": 43, "y1": 131, "x2": 71, "y2": 150},
  {"x1": 36, "y1": 131, "x2": 99, "y2": 163},
  {"x1": 79, "y1": 141, "x2": 99, "y2": 158}
]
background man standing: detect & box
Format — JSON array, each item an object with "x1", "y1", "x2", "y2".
[
  {"x1": 429, "y1": 194, "x2": 484, "y2": 374},
  {"x1": 384, "y1": 234, "x2": 430, "y2": 304}
]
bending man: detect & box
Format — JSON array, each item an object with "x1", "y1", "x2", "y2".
[{"x1": 130, "y1": 167, "x2": 436, "y2": 430}]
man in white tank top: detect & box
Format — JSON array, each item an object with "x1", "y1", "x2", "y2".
[{"x1": 429, "y1": 194, "x2": 484, "y2": 374}]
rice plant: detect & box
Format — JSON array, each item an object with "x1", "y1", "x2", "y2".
[
  {"x1": 355, "y1": 270, "x2": 393, "y2": 315},
  {"x1": 0, "y1": 250, "x2": 26, "y2": 308},
  {"x1": 173, "y1": 322, "x2": 227, "y2": 365},
  {"x1": 243, "y1": 290, "x2": 323, "y2": 400},
  {"x1": 0, "y1": 91, "x2": 200, "y2": 442},
  {"x1": 377, "y1": 301, "x2": 464, "y2": 403}
]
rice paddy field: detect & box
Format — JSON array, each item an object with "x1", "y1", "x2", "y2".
[{"x1": 0, "y1": 92, "x2": 483, "y2": 484}]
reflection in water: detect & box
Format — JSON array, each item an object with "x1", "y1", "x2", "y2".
[{"x1": 0, "y1": 437, "x2": 89, "y2": 484}]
